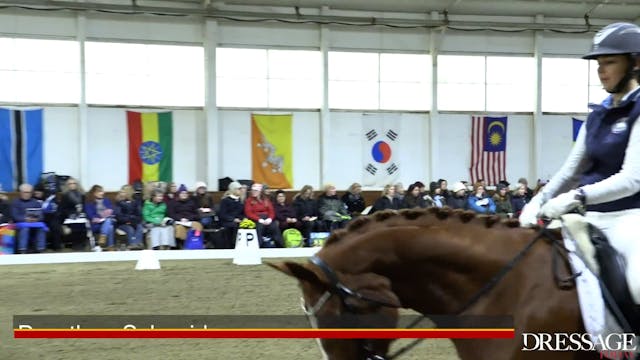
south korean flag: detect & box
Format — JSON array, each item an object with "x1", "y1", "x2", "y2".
[{"x1": 362, "y1": 114, "x2": 400, "y2": 187}]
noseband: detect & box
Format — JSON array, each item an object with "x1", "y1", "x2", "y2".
[{"x1": 300, "y1": 255, "x2": 397, "y2": 360}]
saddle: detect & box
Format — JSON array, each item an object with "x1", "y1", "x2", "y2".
[{"x1": 562, "y1": 214, "x2": 639, "y2": 334}]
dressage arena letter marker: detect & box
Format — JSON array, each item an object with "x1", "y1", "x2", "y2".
[{"x1": 233, "y1": 229, "x2": 261, "y2": 265}]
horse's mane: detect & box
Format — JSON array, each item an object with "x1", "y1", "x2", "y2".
[{"x1": 324, "y1": 207, "x2": 523, "y2": 247}]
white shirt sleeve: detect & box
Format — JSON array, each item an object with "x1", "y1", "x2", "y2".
[
  {"x1": 540, "y1": 121, "x2": 591, "y2": 202},
  {"x1": 581, "y1": 116, "x2": 640, "y2": 204}
]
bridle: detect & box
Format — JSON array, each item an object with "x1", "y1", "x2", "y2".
[
  {"x1": 301, "y1": 225, "x2": 579, "y2": 360},
  {"x1": 300, "y1": 256, "x2": 397, "y2": 360}
]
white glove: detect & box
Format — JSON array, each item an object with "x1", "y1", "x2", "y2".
[
  {"x1": 518, "y1": 193, "x2": 544, "y2": 227},
  {"x1": 539, "y1": 190, "x2": 581, "y2": 219}
]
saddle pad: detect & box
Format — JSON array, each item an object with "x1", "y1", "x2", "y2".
[{"x1": 560, "y1": 226, "x2": 634, "y2": 358}]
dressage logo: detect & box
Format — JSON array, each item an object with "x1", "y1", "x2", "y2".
[{"x1": 522, "y1": 332, "x2": 638, "y2": 358}]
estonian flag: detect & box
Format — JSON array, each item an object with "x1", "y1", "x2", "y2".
[{"x1": 0, "y1": 108, "x2": 43, "y2": 191}]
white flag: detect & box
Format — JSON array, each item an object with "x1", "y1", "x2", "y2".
[{"x1": 362, "y1": 114, "x2": 401, "y2": 187}]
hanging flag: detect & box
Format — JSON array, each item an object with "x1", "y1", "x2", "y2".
[
  {"x1": 469, "y1": 116, "x2": 507, "y2": 186},
  {"x1": 572, "y1": 118, "x2": 584, "y2": 143},
  {"x1": 0, "y1": 108, "x2": 43, "y2": 191},
  {"x1": 127, "y1": 111, "x2": 173, "y2": 183},
  {"x1": 362, "y1": 114, "x2": 401, "y2": 187},
  {"x1": 251, "y1": 114, "x2": 293, "y2": 189}
]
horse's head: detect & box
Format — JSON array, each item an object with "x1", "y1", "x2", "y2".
[{"x1": 268, "y1": 258, "x2": 402, "y2": 360}]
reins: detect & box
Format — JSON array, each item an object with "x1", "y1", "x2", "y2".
[
  {"x1": 387, "y1": 224, "x2": 579, "y2": 359},
  {"x1": 306, "y1": 223, "x2": 580, "y2": 360}
]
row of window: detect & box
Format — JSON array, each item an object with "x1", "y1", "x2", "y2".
[{"x1": 0, "y1": 37, "x2": 606, "y2": 112}]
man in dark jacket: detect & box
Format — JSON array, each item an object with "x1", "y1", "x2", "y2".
[{"x1": 11, "y1": 183, "x2": 47, "y2": 253}]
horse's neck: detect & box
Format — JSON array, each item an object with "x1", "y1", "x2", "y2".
[{"x1": 324, "y1": 224, "x2": 524, "y2": 314}]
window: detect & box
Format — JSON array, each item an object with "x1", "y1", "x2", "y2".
[
  {"x1": 216, "y1": 48, "x2": 321, "y2": 108},
  {"x1": 85, "y1": 42, "x2": 204, "y2": 107},
  {"x1": 437, "y1": 55, "x2": 535, "y2": 112},
  {"x1": 541, "y1": 58, "x2": 589, "y2": 112},
  {"x1": 437, "y1": 55, "x2": 485, "y2": 111},
  {"x1": 588, "y1": 60, "x2": 608, "y2": 105},
  {"x1": 0, "y1": 38, "x2": 80, "y2": 103},
  {"x1": 329, "y1": 52, "x2": 431, "y2": 110},
  {"x1": 486, "y1": 56, "x2": 535, "y2": 112}
]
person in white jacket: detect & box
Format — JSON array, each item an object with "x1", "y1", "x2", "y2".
[{"x1": 520, "y1": 22, "x2": 640, "y2": 306}]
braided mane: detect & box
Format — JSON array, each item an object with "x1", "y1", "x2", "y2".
[{"x1": 323, "y1": 207, "x2": 522, "y2": 247}]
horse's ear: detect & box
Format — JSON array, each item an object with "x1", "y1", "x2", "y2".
[{"x1": 266, "y1": 261, "x2": 322, "y2": 285}]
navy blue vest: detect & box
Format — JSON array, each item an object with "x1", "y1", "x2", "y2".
[{"x1": 582, "y1": 88, "x2": 640, "y2": 212}]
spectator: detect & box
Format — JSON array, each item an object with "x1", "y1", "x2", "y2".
[
  {"x1": 192, "y1": 181, "x2": 216, "y2": 229},
  {"x1": 517, "y1": 177, "x2": 534, "y2": 202},
  {"x1": 218, "y1": 181, "x2": 244, "y2": 249},
  {"x1": 114, "y1": 185, "x2": 144, "y2": 250},
  {"x1": 372, "y1": 184, "x2": 402, "y2": 213},
  {"x1": 0, "y1": 186, "x2": 11, "y2": 224},
  {"x1": 317, "y1": 183, "x2": 351, "y2": 231},
  {"x1": 467, "y1": 182, "x2": 496, "y2": 214},
  {"x1": 11, "y1": 183, "x2": 46, "y2": 253},
  {"x1": 511, "y1": 183, "x2": 528, "y2": 218},
  {"x1": 244, "y1": 183, "x2": 282, "y2": 247},
  {"x1": 167, "y1": 184, "x2": 203, "y2": 246},
  {"x1": 446, "y1": 182, "x2": 468, "y2": 210},
  {"x1": 492, "y1": 183, "x2": 513, "y2": 218},
  {"x1": 85, "y1": 185, "x2": 116, "y2": 250},
  {"x1": 274, "y1": 190, "x2": 301, "y2": 233},
  {"x1": 142, "y1": 189, "x2": 175, "y2": 250},
  {"x1": 60, "y1": 177, "x2": 85, "y2": 219},
  {"x1": 341, "y1": 182, "x2": 366, "y2": 216},
  {"x1": 293, "y1": 185, "x2": 319, "y2": 245},
  {"x1": 402, "y1": 183, "x2": 426, "y2": 209}
]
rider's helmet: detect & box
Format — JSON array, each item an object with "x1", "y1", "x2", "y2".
[{"x1": 583, "y1": 22, "x2": 640, "y2": 93}]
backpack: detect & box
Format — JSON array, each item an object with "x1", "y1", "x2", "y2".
[
  {"x1": 283, "y1": 228, "x2": 303, "y2": 248},
  {"x1": 184, "y1": 229, "x2": 204, "y2": 250}
]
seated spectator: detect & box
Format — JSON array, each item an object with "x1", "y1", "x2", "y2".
[
  {"x1": 218, "y1": 181, "x2": 244, "y2": 249},
  {"x1": 372, "y1": 184, "x2": 402, "y2": 213},
  {"x1": 394, "y1": 182, "x2": 405, "y2": 202},
  {"x1": 317, "y1": 183, "x2": 351, "y2": 231},
  {"x1": 430, "y1": 182, "x2": 446, "y2": 208},
  {"x1": 467, "y1": 182, "x2": 496, "y2": 214},
  {"x1": 244, "y1": 183, "x2": 282, "y2": 248},
  {"x1": 402, "y1": 183, "x2": 426, "y2": 209},
  {"x1": 437, "y1": 179, "x2": 451, "y2": 201},
  {"x1": 493, "y1": 183, "x2": 513, "y2": 218},
  {"x1": 164, "y1": 182, "x2": 178, "y2": 203},
  {"x1": 35, "y1": 182, "x2": 63, "y2": 251},
  {"x1": 274, "y1": 190, "x2": 301, "y2": 233},
  {"x1": 60, "y1": 177, "x2": 85, "y2": 219},
  {"x1": 114, "y1": 185, "x2": 144, "y2": 250},
  {"x1": 142, "y1": 189, "x2": 176, "y2": 250},
  {"x1": 192, "y1": 181, "x2": 216, "y2": 228},
  {"x1": 446, "y1": 182, "x2": 468, "y2": 210},
  {"x1": 0, "y1": 186, "x2": 11, "y2": 224},
  {"x1": 341, "y1": 183, "x2": 366, "y2": 217},
  {"x1": 85, "y1": 185, "x2": 116, "y2": 250},
  {"x1": 167, "y1": 184, "x2": 203, "y2": 246},
  {"x1": 292, "y1": 185, "x2": 320, "y2": 246},
  {"x1": 517, "y1": 177, "x2": 534, "y2": 202},
  {"x1": 11, "y1": 183, "x2": 46, "y2": 253},
  {"x1": 511, "y1": 183, "x2": 529, "y2": 218}
]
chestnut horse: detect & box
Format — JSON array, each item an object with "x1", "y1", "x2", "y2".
[{"x1": 270, "y1": 207, "x2": 601, "y2": 360}]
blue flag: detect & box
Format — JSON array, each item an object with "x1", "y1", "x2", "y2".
[{"x1": 0, "y1": 108, "x2": 43, "y2": 191}]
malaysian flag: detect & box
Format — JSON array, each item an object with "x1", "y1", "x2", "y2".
[{"x1": 469, "y1": 116, "x2": 507, "y2": 186}]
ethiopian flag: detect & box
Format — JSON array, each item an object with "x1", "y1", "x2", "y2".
[
  {"x1": 127, "y1": 111, "x2": 173, "y2": 183},
  {"x1": 251, "y1": 114, "x2": 293, "y2": 189}
]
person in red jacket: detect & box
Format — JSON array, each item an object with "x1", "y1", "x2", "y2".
[{"x1": 244, "y1": 183, "x2": 282, "y2": 247}]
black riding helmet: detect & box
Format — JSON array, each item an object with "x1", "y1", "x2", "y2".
[{"x1": 583, "y1": 22, "x2": 640, "y2": 93}]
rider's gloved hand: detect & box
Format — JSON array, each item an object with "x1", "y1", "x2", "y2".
[
  {"x1": 539, "y1": 190, "x2": 581, "y2": 219},
  {"x1": 518, "y1": 193, "x2": 544, "y2": 227}
]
